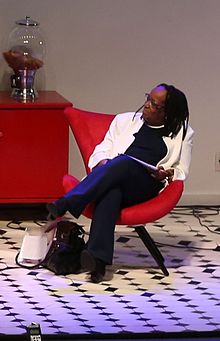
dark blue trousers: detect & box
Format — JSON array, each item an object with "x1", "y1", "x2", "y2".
[{"x1": 62, "y1": 155, "x2": 163, "y2": 264}]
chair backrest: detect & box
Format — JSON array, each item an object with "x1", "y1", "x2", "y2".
[{"x1": 64, "y1": 107, "x2": 115, "y2": 174}]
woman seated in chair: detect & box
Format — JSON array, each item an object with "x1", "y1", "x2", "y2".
[{"x1": 47, "y1": 83, "x2": 194, "y2": 283}]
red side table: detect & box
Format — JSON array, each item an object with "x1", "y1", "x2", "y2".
[{"x1": 0, "y1": 91, "x2": 72, "y2": 203}]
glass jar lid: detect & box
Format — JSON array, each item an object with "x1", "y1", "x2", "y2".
[{"x1": 16, "y1": 16, "x2": 39, "y2": 26}]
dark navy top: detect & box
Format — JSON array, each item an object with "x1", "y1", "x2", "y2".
[{"x1": 125, "y1": 122, "x2": 167, "y2": 166}]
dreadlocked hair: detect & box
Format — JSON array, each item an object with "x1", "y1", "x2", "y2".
[{"x1": 158, "y1": 83, "x2": 189, "y2": 140}]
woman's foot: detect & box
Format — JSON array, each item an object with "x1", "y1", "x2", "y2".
[
  {"x1": 80, "y1": 249, "x2": 106, "y2": 283},
  {"x1": 46, "y1": 202, "x2": 61, "y2": 220},
  {"x1": 46, "y1": 198, "x2": 67, "y2": 220}
]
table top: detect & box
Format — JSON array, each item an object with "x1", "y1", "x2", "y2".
[{"x1": 0, "y1": 91, "x2": 72, "y2": 109}]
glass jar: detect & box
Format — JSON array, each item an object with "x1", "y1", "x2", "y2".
[{"x1": 3, "y1": 16, "x2": 45, "y2": 100}]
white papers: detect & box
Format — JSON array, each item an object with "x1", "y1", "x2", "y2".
[{"x1": 121, "y1": 154, "x2": 158, "y2": 172}]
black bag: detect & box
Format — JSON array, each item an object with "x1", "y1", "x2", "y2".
[{"x1": 43, "y1": 220, "x2": 86, "y2": 275}]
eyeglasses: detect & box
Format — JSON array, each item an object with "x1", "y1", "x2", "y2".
[{"x1": 145, "y1": 93, "x2": 165, "y2": 111}]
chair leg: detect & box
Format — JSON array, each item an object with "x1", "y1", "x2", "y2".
[{"x1": 134, "y1": 225, "x2": 169, "y2": 277}]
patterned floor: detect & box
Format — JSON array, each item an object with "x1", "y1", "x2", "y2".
[{"x1": 0, "y1": 206, "x2": 220, "y2": 338}]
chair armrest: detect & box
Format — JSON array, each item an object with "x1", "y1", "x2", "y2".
[{"x1": 62, "y1": 174, "x2": 80, "y2": 192}]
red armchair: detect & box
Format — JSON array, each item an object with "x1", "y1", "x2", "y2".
[{"x1": 63, "y1": 107, "x2": 184, "y2": 276}]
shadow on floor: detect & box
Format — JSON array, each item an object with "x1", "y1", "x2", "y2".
[{"x1": 0, "y1": 204, "x2": 48, "y2": 221}]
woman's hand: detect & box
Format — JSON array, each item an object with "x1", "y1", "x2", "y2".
[
  {"x1": 97, "y1": 159, "x2": 109, "y2": 166},
  {"x1": 153, "y1": 166, "x2": 174, "y2": 183},
  {"x1": 92, "y1": 159, "x2": 109, "y2": 170}
]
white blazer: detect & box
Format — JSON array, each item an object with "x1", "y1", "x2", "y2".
[{"x1": 88, "y1": 112, "x2": 194, "y2": 181}]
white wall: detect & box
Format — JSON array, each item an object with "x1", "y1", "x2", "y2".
[{"x1": 0, "y1": 0, "x2": 219, "y2": 205}]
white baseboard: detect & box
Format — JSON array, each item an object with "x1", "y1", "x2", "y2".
[{"x1": 178, "y1": 193, "x2": 220, "y2": 206}]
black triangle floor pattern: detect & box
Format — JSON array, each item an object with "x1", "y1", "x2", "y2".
[{"x1": 0, "y1": 206, "x2": 220, "y2": 336}]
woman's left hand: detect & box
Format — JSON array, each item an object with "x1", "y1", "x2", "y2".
[{"x1": 153, "y1": 166, "x2": 174, "y2": 183}]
